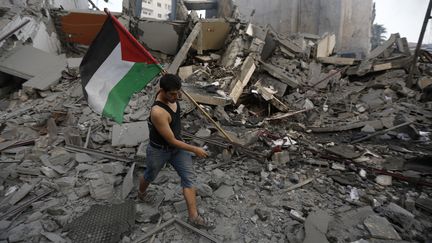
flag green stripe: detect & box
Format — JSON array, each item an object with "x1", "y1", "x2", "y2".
[{"x1": 102, "y1": 63, "x2": 160, "y2": 123}]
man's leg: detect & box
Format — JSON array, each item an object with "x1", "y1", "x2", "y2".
[
  {"x1": 140, "y1": 145, "x2": 169, "y2": 199},
  {"x1": 171, "y1": 149, "x2": 214, "y2": 228},
  {"x1": 139, "y1": 175, "x2": 150, "y2": 195},
  {"x1": 183, "y1": 187, "x2": 198, "y2": 219},
  {"x1": 170, "y1": 150, "x2": 200, "y2": 219}
]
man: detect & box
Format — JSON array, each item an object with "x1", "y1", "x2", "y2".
[{"x1": 138, "y1": 74, "x2": 211, "y2": 228}]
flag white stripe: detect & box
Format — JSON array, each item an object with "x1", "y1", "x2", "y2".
[{"x1": 85, "y1": 44, "x2": 134, "y2": 113}]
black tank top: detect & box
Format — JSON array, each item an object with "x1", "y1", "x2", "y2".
[{"x1": 148, "y1": 100, "x2": 182, "y2": 146}]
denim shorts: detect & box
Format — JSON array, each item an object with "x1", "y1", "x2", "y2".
[{"x1": 144, "y1": 144, "x2": 196, "y2": 188}]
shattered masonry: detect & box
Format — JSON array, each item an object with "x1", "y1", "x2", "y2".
[{"x1": 0, "y1": 0, "x2": 432, "y2": 242}]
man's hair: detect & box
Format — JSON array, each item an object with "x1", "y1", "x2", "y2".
[{"x1": 160, "y1": 74, "x2": 182, "y2": 92}]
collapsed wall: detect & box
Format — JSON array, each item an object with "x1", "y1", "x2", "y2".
[{"x1": 231, "y1": 0, "x2": 372, "y2": 55}]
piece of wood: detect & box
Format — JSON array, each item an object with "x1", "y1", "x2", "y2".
[
  {"x1": 318, "y1": 57, "x2": 355, "y2": 65},
  {"x1": 351, "y1": 121, "x2": 413, "y2": 144},
  {"x1": 167, "y1": 22, "x2": 202, "y2": 74},
  {"x1": 265, "y1": 109, "x2": 308, "y2": 121}
]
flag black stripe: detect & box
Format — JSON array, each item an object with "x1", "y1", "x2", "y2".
[{"x1": 80, "y1": 17, "x2": 120, "y2": 99}]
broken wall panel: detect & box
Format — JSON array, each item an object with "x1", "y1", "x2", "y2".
[
  {"x1": 233, "y1": 0, "x2": 372, "y2": 55},
  {"x1": 138, "y1": 20, "x2": 185, "y2": 55},
  {"x1": 57, "y1": 11, "x2": 110, "y2": 45},
  {"x1": 192, "y1": 20, "x2": 230, "y2": 52}
]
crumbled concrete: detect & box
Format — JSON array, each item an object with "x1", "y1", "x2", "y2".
[{"x1": 364, "y1": 215, "x2": 401, "y2": 240}]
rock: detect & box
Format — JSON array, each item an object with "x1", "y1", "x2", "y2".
[
  {"x1": 0, "y1": 220, "x2": 11, "y2": 230},
  {"x1": 288, "y1": 174, "x2": 299, "y2": 184},
  {"x1": 404, "y1": 197, "x2": 416, "y2": 212},
  {"x1": 361, "y1": 124, "x2": 376, "y2": 133},
  {"x1": 214, "y1": 185, "x2": 234, "y2": 200},
  {"x1": 363, "y1": 215, "x2": 401, "y2": 240},
  {"x1": 89, "y1": 178, "x2": 114, "y2": 200},
  {"x1": 75, "y1": 153, "x2": 95, "y2": 163},
  {"x1": 209, "y1": 168, "x2": 231, "y2": 188},
  {"x1": 41, "y1": 219, "x2": 59, "y2": 232},
  {"x1": 196, "y1": 183, "x2": 213, "y2": 197},
  {"x1": 173, "y1": 197, "x2": 202, "y2": 213},
  {"x1": 54, "y1": 177, "x2": 77, "y2": 188},
  {"x1": 135, "y1": 204, "x2": 159, "y2": 223},
  {"x1": 272, "y1": 151, "x2": 290, "y2": 164},
  {"x1": 327, "y1": 206, "x2": 375, "y2": 242},
  {"x1": 255, "y1": 208, "x2": 270, "y2": 221},
  {"x1": 304, "y1": 210, "x2": 332, "y2": 243},
  {"x1": 331, "y1": 163, "x2": 346, "y2": 171},
  {"x1": 381, "y1": 202, "x2": 415, "y2": 229},
  {"x1": 375, "y1": 175, "x2": 392, "y2": 186}
]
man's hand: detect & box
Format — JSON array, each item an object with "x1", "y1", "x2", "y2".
[{"x1": 193, "y1": 147, "x2": 208, "y2": 158}]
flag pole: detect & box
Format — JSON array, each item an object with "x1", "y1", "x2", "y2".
[{"x1": 103, "y1": 9, "x2": 233, "y2": 142}]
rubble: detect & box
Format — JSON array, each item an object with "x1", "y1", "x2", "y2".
[{"x1": 0, "y1": 0, "x2": 431, "y2": 242}]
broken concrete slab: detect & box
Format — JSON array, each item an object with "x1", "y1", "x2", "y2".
[
  {"x1": 364, "y1": 215, "x2": 401, "y2": 240},
  {"x1": 327, "y1": 206, "x2": 375, "y2": 242},
  {"x1": 381, "y1": 202, "x2": 415, "y2": 228},
  {"x1": 89, "y1": 178, "x2": 114, "y2": 200},
  {"x1": 229, "y1": 55, "x2": 256, "y2": 103},
  {"x1": 0, "y1": 45, "x2": 66, "y2": 90},
  {"x1": 111, "y1": 121, "x2": 149, "y2": 147},
  {"x1": 178, "y1": 65, "x2": 194, "y2": 80},
  {"x1": 221, "y1": 37, "x2": 243, "y2": 67},
  {"x1": 167, "y1": 22, "x2": 202, "y2": 74},
  {"x1": 316, "y1": 33, "x2": 336, "y2": 58},
  {"x1": 66, "y1": 57, "x2": 82, "y2": 69},
  {"x1": 214, "y1": 185, "x2": 234, "y2": 200},
  {"x1": 261, "y1": 61, "x2": 299, "y2": 88},
  {"x1": 303, "y1": 210, "x2": 332, "y2": 243},
  {"x1": 183, "y1": 86, "x2": 232, "y2": 106},
  {"x1": 318, "y1": 57, "x2": 355, "y2": 65},
  {"x1": 121, "y1": 163, "x2": 135, "y2": 199},
  {"x1": 367, "y1": 33, "x2": 399, "y2": 60},
  {"x1": 9, "y1": 183, "x2": 35, "y2": 205}
]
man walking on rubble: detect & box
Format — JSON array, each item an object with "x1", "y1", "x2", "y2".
[{"x1": 138, "y1": 74, "x2": 212, "y2": 228}]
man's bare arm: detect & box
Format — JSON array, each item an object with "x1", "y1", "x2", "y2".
[{"x1": 150, "y1": 107, "x2": 208, "y2": 158}]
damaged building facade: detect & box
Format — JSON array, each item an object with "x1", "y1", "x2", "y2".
[{"x1": 0, "y1": 0, "x2": 431, "y2": 242}]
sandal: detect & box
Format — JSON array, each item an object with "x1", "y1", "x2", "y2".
[{"x1": 188, "y1": 215, "x2": 215, "y2": 230}]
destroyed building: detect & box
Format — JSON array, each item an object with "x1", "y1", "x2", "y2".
[{"x1": 0, "y1": 0, "x2": 431, "y2": 242}]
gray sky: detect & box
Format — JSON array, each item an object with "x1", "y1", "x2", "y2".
[{"x1": 375, "y1": 0, "x2": 431, "y2": 43}]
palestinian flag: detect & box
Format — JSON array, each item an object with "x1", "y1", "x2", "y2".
[{"x1": 80, "y1": 12, "x2": 162, "y2": 123}]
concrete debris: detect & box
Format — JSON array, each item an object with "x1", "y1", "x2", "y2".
[
  {"x1": 0, "y1": 0, "x2": 431, "y2": 242},
  {"x1": 364, "y1": 214, "x2": 401, "y2": 240},
  {"x1": 111, "y1": 121, "x2": 149, "y2": 147}
]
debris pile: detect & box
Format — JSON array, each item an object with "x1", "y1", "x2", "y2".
[{"x1": 0, "y1": 0, "x2": 431, "y2": 242}]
